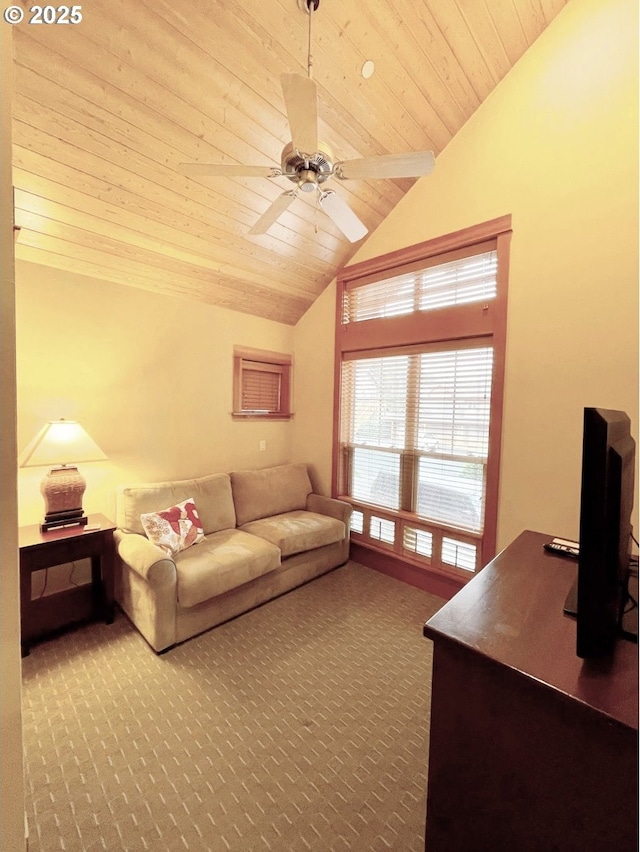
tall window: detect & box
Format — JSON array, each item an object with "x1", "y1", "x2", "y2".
[{"x1": 334, "y1": 217, "x2": 511, "y2": 578}]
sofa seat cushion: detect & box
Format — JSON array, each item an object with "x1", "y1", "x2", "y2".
[
  {"x1": 175, "y1": 529, "x2": 280, "y2": 609},
  {"x1": 239, "y1": 511, "x2": 346, "y2": 558}
]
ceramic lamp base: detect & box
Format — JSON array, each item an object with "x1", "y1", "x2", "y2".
[{"x1": 40, "y1": 465, "x2": 88, "y2": 532}]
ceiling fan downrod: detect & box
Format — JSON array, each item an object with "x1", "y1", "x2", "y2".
[{"x1": 304, "y1": 0, "x2": 319, "y2": 79}]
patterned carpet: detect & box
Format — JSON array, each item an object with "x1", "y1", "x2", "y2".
[{"x1": 21, "y1": 562, "x2": 444, "y2": 851}]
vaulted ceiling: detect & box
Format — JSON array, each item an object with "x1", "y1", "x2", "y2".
[{"x1": 12, "y1": 0, "x2": 568, "y2": 325}]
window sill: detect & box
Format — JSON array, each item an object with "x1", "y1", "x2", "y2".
[{"x1": 231, "y1": 412, "x2": 293, "y2": 421}]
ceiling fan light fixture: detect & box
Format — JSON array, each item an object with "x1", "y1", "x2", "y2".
[{"x1": 297, "y1": 169, "x2": 318, "y2": 192}]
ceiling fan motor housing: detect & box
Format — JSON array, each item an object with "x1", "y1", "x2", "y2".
[{"x1": 281, "y1": 141, "x2": 334, "y2": 190}]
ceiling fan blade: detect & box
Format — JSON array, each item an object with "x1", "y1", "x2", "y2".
[
  {"x1": 280, "y1": 73, "x2": 318, "y2": 156},
  {"x1": 179, "y1": 162, "x2": 277, "y2": 178},
  {"x1": 318, "y1": 191, "x2": 368, "y2": 243},
  {"x1": 336, "y1": 150, "x2": 436, "y2": 180},
  {"x1": 248, "y1": 191, "x2": 297, "y2": 236}
]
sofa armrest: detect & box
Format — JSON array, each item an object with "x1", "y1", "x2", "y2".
[
  {"x1": 114, "y1": 530, "x2": 177, "y2": 587},
  {"x1": 306, "y1": 493, "x2": 353, "y2": 528}
]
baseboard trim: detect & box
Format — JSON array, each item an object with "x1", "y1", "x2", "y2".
[{"x1": 351, "y1": 543, "x2": 466, "y2": 601}]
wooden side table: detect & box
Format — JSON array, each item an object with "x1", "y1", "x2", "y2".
[{"x1": 19, "y1": 513, "x2": 117, "y2": 656}]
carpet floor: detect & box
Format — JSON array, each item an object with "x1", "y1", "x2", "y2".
[{"x1": 21, "y1": 561, "x2": 444, "y2": 851}]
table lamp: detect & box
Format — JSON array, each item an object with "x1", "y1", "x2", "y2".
[{"x1": 19, "y1": 419, "x2": 108, "y2": 532}]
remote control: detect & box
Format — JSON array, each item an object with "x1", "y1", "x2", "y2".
[{"x1": 544, "y1": 541, "x2": 579, "y2": 559}]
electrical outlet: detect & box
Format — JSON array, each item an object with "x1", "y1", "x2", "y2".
[{"x1": 259, "y1": 440, "x2": 267, "y2": 452}]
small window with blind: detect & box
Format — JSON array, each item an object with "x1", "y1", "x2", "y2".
[
  {"x1": 335, "y1": 216, "x2": 512, "y2": 578},
  {"x1": 232, "y1": 347, "x2": 292, "y2": 420}
]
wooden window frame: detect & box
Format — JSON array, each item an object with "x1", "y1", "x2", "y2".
[
  {"x1": 232, "y1": 346, "x2": 293, "y2": 420},
  {"x1": 333, "y1": 215, "x2": 512, "y2": 578}
]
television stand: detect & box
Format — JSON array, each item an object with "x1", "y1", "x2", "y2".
[{"x1": 423, "y1": 530, "x2": 638, "y2": 852}]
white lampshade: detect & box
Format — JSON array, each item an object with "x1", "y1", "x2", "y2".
[
  {"x1": 20, "y1": 419, "x2": 107, "y2": 468},
  {"x1": 19, "y1": 419, "x2": 108, "y2": 531}
]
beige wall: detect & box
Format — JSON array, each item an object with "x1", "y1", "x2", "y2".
[
  {"x1": 291, "y1": 281, "x2": 337, "y2": 494},
  {"x1": 16, "y1": 265, "x2": 296, "y2": 525},
  {"x1": 302, "y1": 0, "x2": 639, "y2": 549}
]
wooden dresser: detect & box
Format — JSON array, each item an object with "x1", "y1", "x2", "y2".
[{"x1": 423, "y1": 530, "x2": 638, "y2": 851}]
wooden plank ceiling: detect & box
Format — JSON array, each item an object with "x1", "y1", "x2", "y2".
[{"x1": 12, "y1": 0, "x2": 567, "y2": 325}]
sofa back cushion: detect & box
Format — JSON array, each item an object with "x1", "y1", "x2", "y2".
[
  {"x1": 117, "y1": 473, "x2": 236, "y2": 536},
  {"x1": 230, "y1": 463, "x2": 313, "y2": 526}
]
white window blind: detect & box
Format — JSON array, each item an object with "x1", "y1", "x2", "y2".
[
  {"x1": 415, "y1": 347, "x2": 493, "y2": 531},
  {"x1": 403, "y1": 527, "x2": 433, "y2": 558},
  {"x1": 341, "y1": 344, "x2": 493, "y2": 534},
  {"x1": 370, "y1": 516, "x2": 396, "y2": 545},
  {"x1": 343, "y1": 249, "x2": 497, "y2": 324},
  {"x1": 341, "y1": 355, "x2": 408, "y2": 510},
  {"x1": 343, "y1": 277, "x2": 416, "y2": 323},
  {"x1": 419, "y1": 252, "x2": 497, "y2": 311},
  {"x1": 442, "y1": 537, "x2": 477, "y2": 572},
  {"x1": 351, "y1": 509, "x2": 364, "y2": 535}
]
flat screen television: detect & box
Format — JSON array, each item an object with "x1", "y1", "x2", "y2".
[{"x1": 564, "y1": 407, "x2": 637, "y2": 658}]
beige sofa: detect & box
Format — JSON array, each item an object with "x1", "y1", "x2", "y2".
[{"x1": 114, "y1": 463, "x2": 352, "y2": 652}]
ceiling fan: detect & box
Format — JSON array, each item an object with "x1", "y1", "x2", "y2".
[{"x1": 179, "y1": 0, "x2": 435, "y2": 243}]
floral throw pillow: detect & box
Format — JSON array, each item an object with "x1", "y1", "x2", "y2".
[{"x1": 140, "y1": 498, "x2": 205, "y2": 557}]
